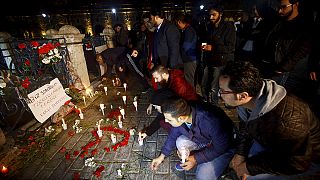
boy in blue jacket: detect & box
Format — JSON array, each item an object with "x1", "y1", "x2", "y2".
[{"x1": 150, "y1": 98, "x2": 235, "y2": 180}]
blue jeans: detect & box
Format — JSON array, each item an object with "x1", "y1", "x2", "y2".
[
  {"x1": 176, "y1": 135, "x2": 234, "y2": 180},
  {"x1": 246, "y1": 141, "x2": 320, "y2": 180}
]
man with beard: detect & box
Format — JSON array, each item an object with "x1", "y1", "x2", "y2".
[
  {"x1": 201, "y1": 5, "x2": 236, "y2": 105},
  {"x1": 261, "y1": 0, "x2": 312, "y2": 102},
  {"x1": 148, "y1": 7, "x2": 183, "y2": 70},
  {"x1": 219, "y1": 61, "x2": 320, "y2": 179},
  {"x1": 138, "y1": 65, "x2": 199, "y2": 139},
  {"x1": 151, "y1": 65, "x2": 199, "y2": 103}
]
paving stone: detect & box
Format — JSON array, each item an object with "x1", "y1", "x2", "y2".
[
  {"x1": 114, "y1": 145, "x2": 131, "y2": 161},
  {"x1": 126, "y1": 153, "x2": 140, "y2": 173},
  {"x1": 33, "y1": 168, "x2": 54, "y2": 180},
  {"x1": 156, "y1": 135, "x2": 168, "y2": 151},
  {"x1": 70, "y1": 157, "x2": 85, "y2": 170},
  {"x1": 143, "y1": 142, "x2": 157, "y2": 159},
  {"x1": 18, "y1": 163, "x2": 45, "y2": 180},
  {"x1": 131, "y1": 136, "x2": 144, "y2": 152},
  {"x1": 64, "y1": 134, "x2": 83, "y2": 149},
  {"x1": 46, "y1": 153, "x2": 64, "y2": 169}
]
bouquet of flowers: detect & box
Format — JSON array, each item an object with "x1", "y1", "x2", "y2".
[{"x1": 37, "y1": 42, "x2": 62, "y2": 64}]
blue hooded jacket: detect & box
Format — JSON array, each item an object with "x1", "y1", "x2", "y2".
[{"x1": 161, "y1": 103, "x2": 234, "y2": 164}]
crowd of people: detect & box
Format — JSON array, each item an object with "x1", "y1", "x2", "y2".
[{"x1": 94, "y1": 0, "x2": 320, "y2": 179}]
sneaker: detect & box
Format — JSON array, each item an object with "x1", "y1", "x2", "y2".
[{"x1": 175, "y1": 163, "x2": 184, "y2": 171}]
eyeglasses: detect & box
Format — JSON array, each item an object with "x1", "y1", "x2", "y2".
[
  {"x1": 277, "y1": 4, "x2": 293, "y2": 10},
  {"x1": 218, "y1": 88, "x2": 236, "y2": 95}
]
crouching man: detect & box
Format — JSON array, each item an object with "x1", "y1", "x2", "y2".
[{"x1": 150, "y1": 98, "x2": 235, "y2": 180}]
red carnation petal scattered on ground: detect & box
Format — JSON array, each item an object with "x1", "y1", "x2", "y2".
[
  {"x1": 59, "y1": 147, "x2": 67, "y2": 153},
  {"x1": 65, "y1": 153, "x2": 71, "y2": 160},
  {"x1": 68, "y1": 131, "x2": 75, "y2": 137},
  {"x1": 74, "y1": 172, "x2": 80, "y2": 180},
  {"x1": 91, "y1": 149, "x2": 98, "y2": 155},
  {"x1": 104, "y1": 147, "x2": 110, "y2": 152},
  {"x1": 73, "y1": 151, "x2": 80, "y2": 156}
]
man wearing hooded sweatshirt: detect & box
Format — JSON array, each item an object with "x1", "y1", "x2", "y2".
[{"x1": 219, "y1": 61, "x2": 320, "y2": 179}]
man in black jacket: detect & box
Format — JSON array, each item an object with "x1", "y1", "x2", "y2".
[
  {"x1": 201, "y1": 5, "x2": 236, "y2": 105},
  {"x1": 262, "y1": 0, "x2": 312, "y2": 101},
  {"x1": 219, "y1": 61, "x2": 320, "y2": 179},
  {"x1": 149, "y1": 7, "x2": 183, "y2": 70}
]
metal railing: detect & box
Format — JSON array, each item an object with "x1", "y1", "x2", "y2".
[{"x1": 0, "y1": 37, "x2": 72, "y2": 133}]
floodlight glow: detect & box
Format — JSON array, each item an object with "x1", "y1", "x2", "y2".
[
  {"x1": 112, "y1": 9, "x2": 116, "y2": 13},
  {"x1": 42, "y1": 13, "x2": 47, "y2": 17},
  {"x1": 200, "y1": 5, "x2": 204, "y2": 10}
]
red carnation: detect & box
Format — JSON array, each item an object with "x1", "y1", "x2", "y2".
[
  {"x1": 30, "y1": 41, "x2": 39, "y2": 47},
  {"x1": 91, "y1": 149, "x2": 98, "y2": 155},
  {"x1": 65, "y1": 153, "x2": 71, "y2": 160},
  {"x1": 73, "y1": 172, "x2": 80, "y2": 180},
  {"x1": 18, "y1": 43, "x2": 26, "y2": 49},
  {"x1": 21, "y1": 77, "x2": 30, "y2": 89},
  {"x1": 94, "y1": 166, "x2": 105, "y2": 177},
  {"x1": 24, "y1": 59, "x2": 31, "y2": 66},
  {"x1": 104, "y1": 147, "x2": 110, "y2": 152},
  {"x1": 73, "y1": 150, "x2": 80, "y2": 156},
  {"x1": 28, "y1": 136, "x2": 34, "y2": 141}
]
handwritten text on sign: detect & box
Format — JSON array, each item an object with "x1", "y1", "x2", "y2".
[{"x1": 27, "y1": 78, "x2": 71, "y2": 123}]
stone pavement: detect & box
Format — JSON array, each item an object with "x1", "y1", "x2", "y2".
[{"x1": 13, "y1": 81, "x2": 199, "y2": 180}]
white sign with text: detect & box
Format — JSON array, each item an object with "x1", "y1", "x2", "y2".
[{"x1": 27, "y1": 78, "x2": 71, "y2": 123}]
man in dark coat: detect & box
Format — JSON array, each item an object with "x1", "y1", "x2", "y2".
[
  {"x1": 201, "y1": 5, "x2": 236, "y2": 105},
  {"x1": 219, "y1": 61, "x2": 320, "y2": 179},
  {"x1": 149, "y1": 8, "x2": 183, "y2": 69}
]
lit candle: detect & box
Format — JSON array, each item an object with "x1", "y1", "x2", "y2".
[
  {"x1": 100, "y1": 104, "x2": 105, "y2": 116},
  {"x1": 120, "y1": 108, "x2": 125, "y2": 119},
  {"x1": 117, "y1": 169, "x2": 122, "y2": 176},
  {"x1": 111, "y1": 134, "x2": 117, "y2": 143},
  {"x1": 110, "y1": 104, "x2": 113, "y2": 109},
  {"x1": 104, "y1": 87, "x2": 108, "y2": 95},
  {"x1": 118, "y1": 121, "x2": 123, "y2": 128},
  {"x1": 138, "y1": 132, "x2": 143, "y2": 146},
  {"x1": 79, "y1": 113, "x2": 84, "y2": 119},
  {"x1": 97, "y1": 120, "x2": 103, "y2": 138},
  {"x1": 62, "y1": 118, "x2": 66, "y2": 125},
  {"x1": 122, "y1": 96, "x2": 126, "y2": 104},
  {"x1": 83, "y1": 96, "x2": 86, "y2": 106},
  {"x1": 123, "y1": 83, "x2": 127, "y2": 91},
  {"x1": 1, "y1": 165, "x2": 8, "y2": 174},
  {"x1": 112, "y1": 79, "x2": 115, "y2": 86},
  {"x1": 133, "y1": 101, "x2": 138, "y2": 111},
  {"x1": 97, "y1": 129, "x2": 103, "y2": 138},
  {"x1": 61, "y1": 118, "x2": 67, "y2": 130}
]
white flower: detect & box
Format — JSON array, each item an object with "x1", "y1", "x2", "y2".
[
  {"x1": 53, "y1": 48, "x2": 59, "y2": 54},
  {"x1": 42, "y1": 57, "x2": 50, "y2": 64},
  {"x1": 48, "y1": 50, "x2": 54, "y2": 56}
]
